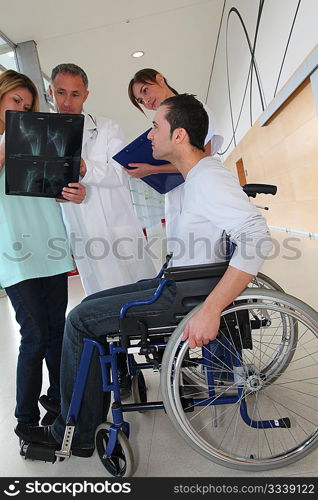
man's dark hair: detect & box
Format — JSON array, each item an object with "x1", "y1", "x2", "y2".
[
  {"x1": 161, "y1": 94, "x2": 208, "y2": 152},
  {"x1": 51, "y1": 63, "x2": 88, "y2": 89}
]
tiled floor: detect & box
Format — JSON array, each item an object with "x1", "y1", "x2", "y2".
[{"x1": 0, "y1": 231, "x2": 317, "y2": 477}]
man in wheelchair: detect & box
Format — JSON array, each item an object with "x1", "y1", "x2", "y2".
[{"x1": 15, "y1": 94, "x2": 272, "y2": 458}]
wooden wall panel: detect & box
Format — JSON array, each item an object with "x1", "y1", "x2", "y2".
[{"x1": 224, "y1": 79, "x2": 318, "y2": 233}]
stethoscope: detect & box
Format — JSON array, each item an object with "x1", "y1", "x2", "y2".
[{"x1": 88, "y1": 114, "x2": 98, "y2": 140}]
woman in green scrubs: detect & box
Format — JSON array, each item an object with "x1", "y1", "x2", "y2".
[{"x1": 0, "y1": 69, "x2": 85, "y2": 434}]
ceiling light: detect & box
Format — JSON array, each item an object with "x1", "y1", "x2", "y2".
[{"x1": 131, "y1": 51, "x2": 144, "y2": 58}]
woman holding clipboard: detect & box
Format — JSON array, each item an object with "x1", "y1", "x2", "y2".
[{"x1": 127, "y1": 68, "x2": 223, "y2": 238}]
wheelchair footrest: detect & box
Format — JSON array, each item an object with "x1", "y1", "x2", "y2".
[{"x1": 20, "y1": 441, "x2": 57, "y2": 463}]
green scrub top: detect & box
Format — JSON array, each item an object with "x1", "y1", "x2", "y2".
[{"x1": 0, "y1": 165, "x2": 74, "y2": 288}]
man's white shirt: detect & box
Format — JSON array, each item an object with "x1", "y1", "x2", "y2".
[{"x1": 168, "y1": 156, "x2": 272, "y2": 275}]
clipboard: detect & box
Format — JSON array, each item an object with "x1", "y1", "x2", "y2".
[
  {"x1": 5, "y1": 110, "x2": 84, "y2": 198},
  {"x1": 112, "y1": 128, "x2": 184, "y2": 194}
]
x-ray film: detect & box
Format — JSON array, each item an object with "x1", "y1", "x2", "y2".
[{"x1": 5, "y1": 110, "x2": 84, "y2": 198}]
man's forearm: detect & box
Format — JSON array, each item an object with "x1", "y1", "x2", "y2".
[
  {"x1": 202, "y1": 265, "x2": 254, "y2": 315},
  {"x1": 182, "y1": 265, "x2": 254, "y2": 348}
]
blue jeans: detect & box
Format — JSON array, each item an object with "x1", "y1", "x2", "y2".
[
  {"x1": 51, "y1": 278, "x2": 176, "y2": 449},
  {"x1": 5, "y1": 273, "x2": 68, "y2": 424}
]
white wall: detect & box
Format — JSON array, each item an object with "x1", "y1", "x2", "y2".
[{"x1": 207, "y1": 0, "x2": 318, "y2": 158}]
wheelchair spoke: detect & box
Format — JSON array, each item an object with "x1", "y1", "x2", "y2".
[
  {"x1": 256, "y1": 401, "x2": 274, "y2": 456},
  {"x1": 215, "y1": 400, "x2": 242, "y2": 450},
  {"x1": 197, "y1": 393, "x2": 243, "y2": 437},
  {"x1": 261, "y1": 388, "x2": 318, "y2": 424},
  {"x1": 199, "y1": 346, "x2": 234, "y2": 372},
  {"x1": 231, "y1": 397, "x2": 246, "y2": 452},
  {"x1": 272, "y1": 376, "x2": 318, "y2": 386},
  {"x1": 269, "y1": 382, "x2": 318, "y2": 400},
  {"x1": 271, "y1": 401, "x2": 297, "y2": 449},
  {"x1": 287, "y1": 349, "x2": 318, "y2": 366},
  {"x1": 187, "y1": 382, "x2": 239, "y2": 417}
]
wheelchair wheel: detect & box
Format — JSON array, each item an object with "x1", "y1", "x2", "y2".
[
  {"x1": 161, "y1": 289, "x2": 318, "y2": 471},
  {"x1": 250, "y1": 272, "x2": 284, "y2": 292},
  {"x1": 183, "y1": 274, "x2": 296, "y2": 390},
  {"x1": 95, "y1": 423, "x2": 134, "y2": 477},
  {"x1": 132, "y1": 371, "x2": 147, "y2": 413}
]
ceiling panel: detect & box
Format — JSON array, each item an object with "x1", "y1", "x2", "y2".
[{"x1": 0, "y1": 0, "x2": 211, "y2": 42}]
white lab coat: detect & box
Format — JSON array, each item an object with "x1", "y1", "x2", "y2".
[{"x1": 61, "y1": 114, "x2": 156, "y2": 295}]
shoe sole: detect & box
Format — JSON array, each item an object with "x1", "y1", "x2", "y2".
[
  {"x1": 17, "y1": 435, "x2": 94, "y2": 459},
  {"x1": 71, "y1": 448, "x2": 95, "y2": 458},
  {"x1": 40, "y1": 412, "x2": 57, "y2": 427},
  {"x1": 16, "y1": 426, "x2": 94, "y2": 459}
]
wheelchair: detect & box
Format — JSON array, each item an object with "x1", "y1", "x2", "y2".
[
  {"x1": 20, "y1": 259, "x2": 318, "y2": 476},
  {"x1": 20, "y1": 184, "x2": 318, "y2": 476}
]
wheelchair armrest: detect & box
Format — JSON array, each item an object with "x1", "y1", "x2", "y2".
[
  {"x1": 164, "y1": 261, "x2": 229, "y2": 282},
  {"x1": 242, "y1": 183, "x2": 277, "y2": 198}
]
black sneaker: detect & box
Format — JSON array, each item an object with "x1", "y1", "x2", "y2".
[
  {"x1": 39, "y1": 395, "x2": 60, "y2": 427},
  {"x1": 39, "y1": 395, "x2": 60, "y2": 415},
  {"x1": 16, "y1": 421, "x2": 38, "y2": 447},
  {"x1": 40, "y1": 412, "x2": 57, "y2": 427},
  {"x1": 15, "y1": 424, "x2": 95, "y2": 458}
]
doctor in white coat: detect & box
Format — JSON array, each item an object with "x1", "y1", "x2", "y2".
[{"x1": 49, "y1": 63, "x2": 156, "y2": 295}]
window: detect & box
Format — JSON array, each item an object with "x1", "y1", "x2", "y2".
[
  {"x1": 129, "y1": 177, "x2": 165, "y2": 235},
  {"x1": 0, "y1": 32, "x2": 17, "y2": 72},
  {"x1": 42, "y1": 72, "x2": 54, "y2": 111}
]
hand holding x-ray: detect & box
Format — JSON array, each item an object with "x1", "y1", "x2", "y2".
[{"x1": 60, "y1": 182, "x2": 86, "y2": 204}]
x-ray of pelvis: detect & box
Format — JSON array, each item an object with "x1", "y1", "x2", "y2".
[
  {"x1": 23, "y1": 165, "x2": 65, "y2": 194},
  {"x1": 24, "y1": 166, "x2": 44, "y2": 192},
  {"x1": 5, "y1": 110, "x2": 84, "y2": 198},
  {"x1": 46, "y1": 129, "x2": 67, "y2": 157},
  {"x1": 17, "y1": 113, "x2": 43, "y2": 156}
]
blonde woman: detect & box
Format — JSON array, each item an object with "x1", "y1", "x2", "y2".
[{"x1": 0, "y1": 69, "x2": 84, "y2": 435}]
